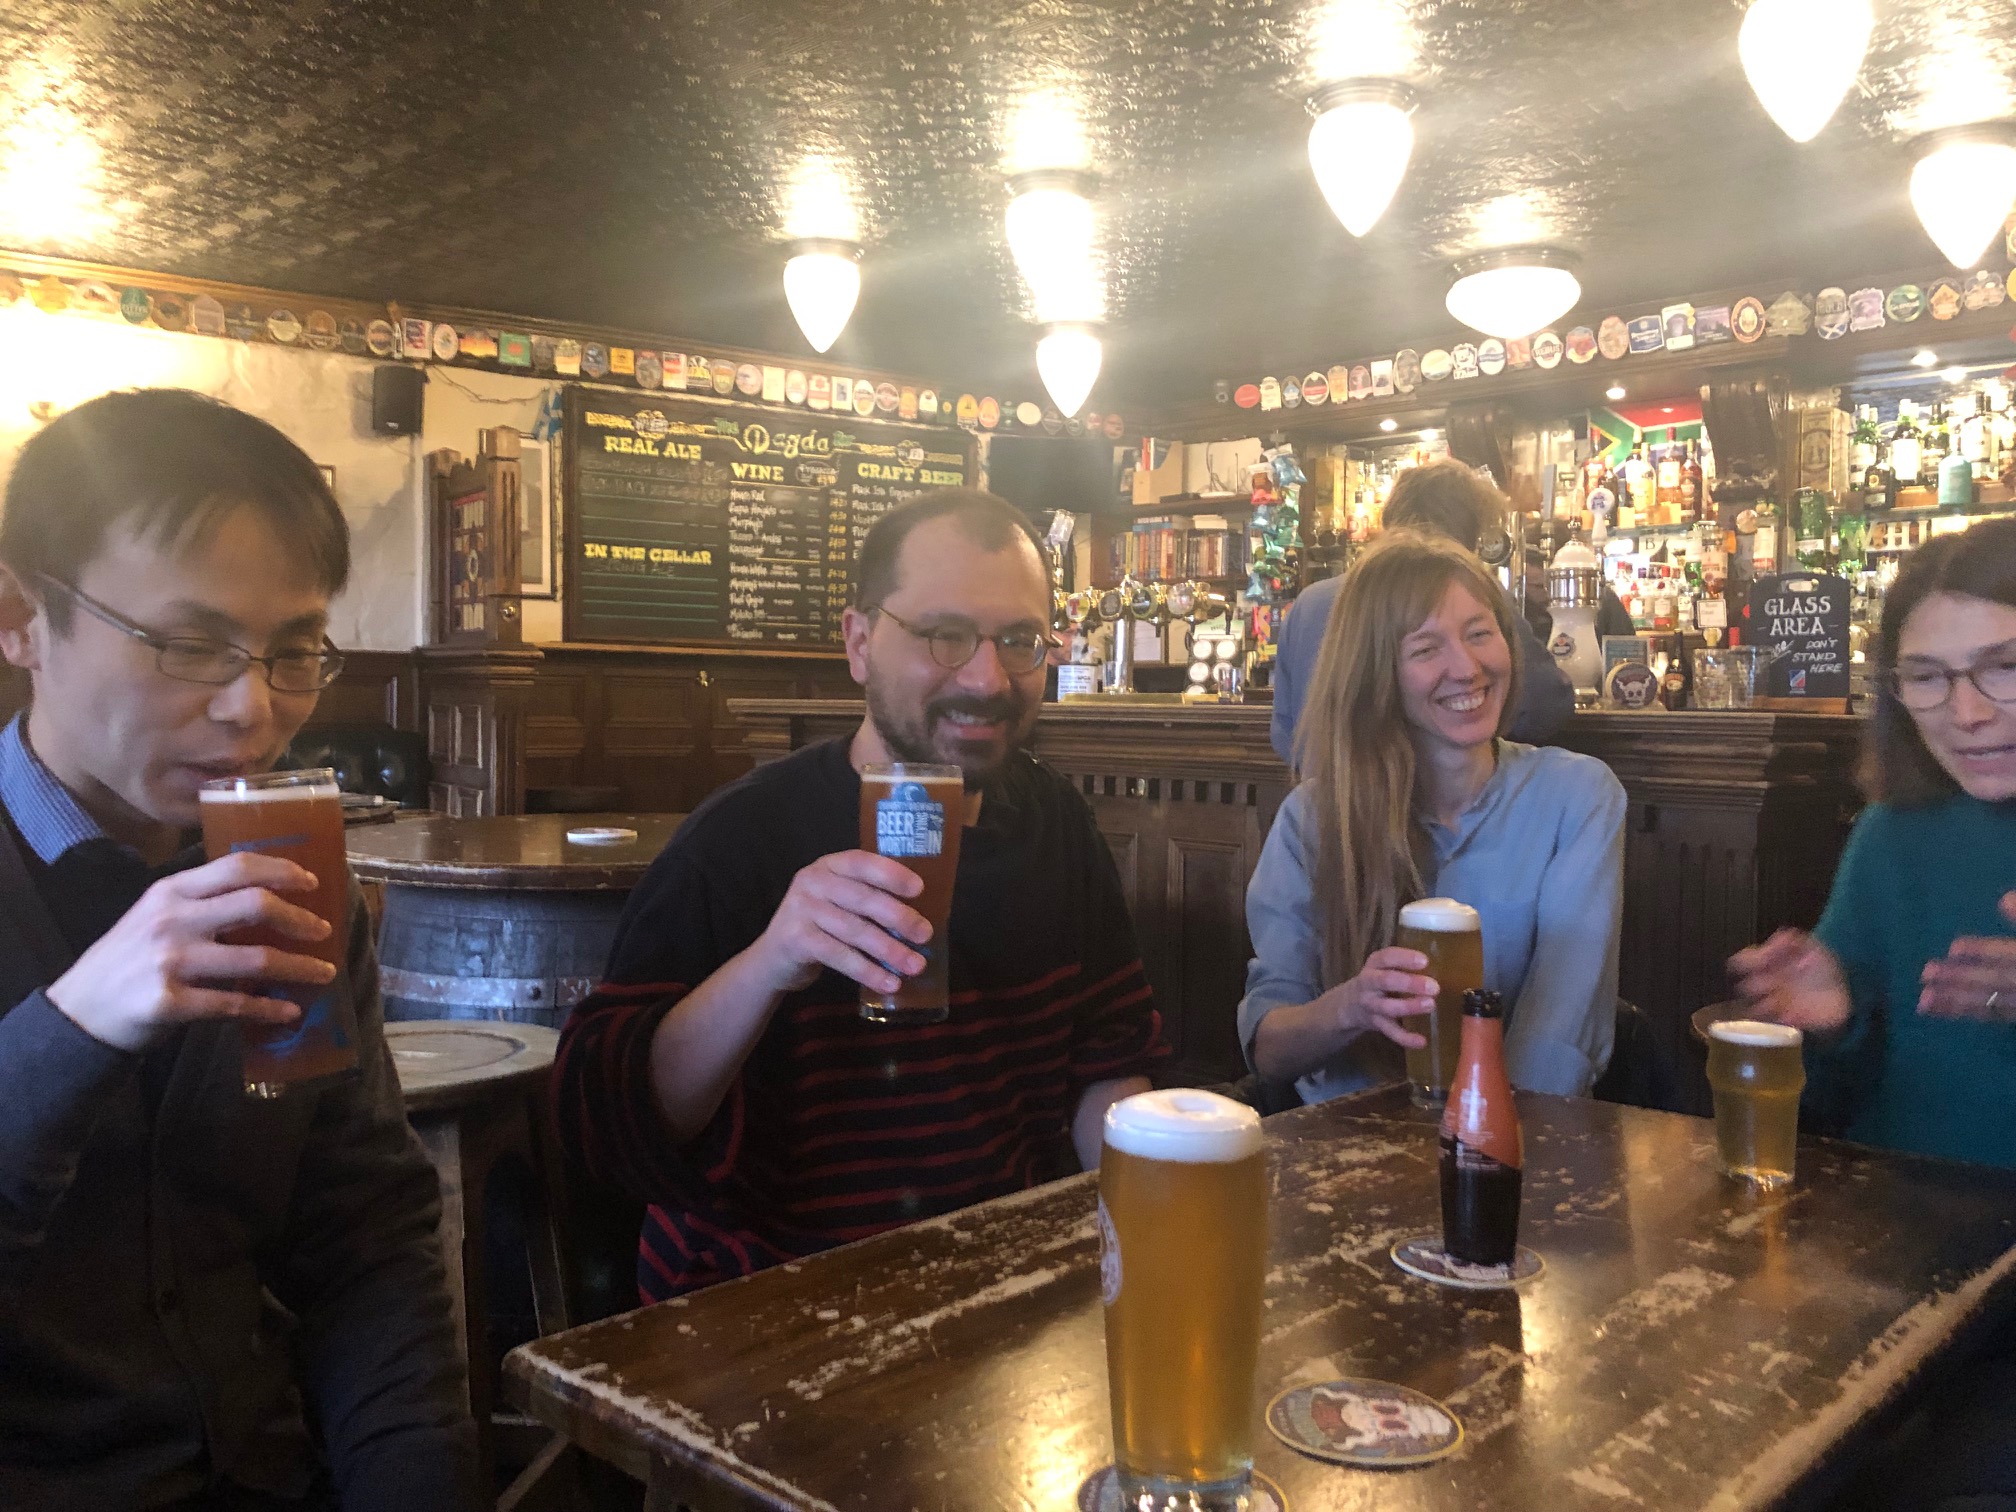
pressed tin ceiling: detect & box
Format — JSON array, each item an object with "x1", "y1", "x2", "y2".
[{"x1": 0, "y1": 0, "x2": 2013, "y2": 412}]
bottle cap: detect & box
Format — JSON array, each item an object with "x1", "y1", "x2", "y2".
[{"x1": 1461, "y1": 988, "x2": 1504, "y2": 1019}]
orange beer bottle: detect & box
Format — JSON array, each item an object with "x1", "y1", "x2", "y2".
[{"x1": 1439, "y1": 988, "x2": 1523, "y2": 1266}]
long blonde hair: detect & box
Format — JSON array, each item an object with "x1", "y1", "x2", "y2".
[{"x1": 1293, "y1": 531, "x2": 1521, "y2": 987}]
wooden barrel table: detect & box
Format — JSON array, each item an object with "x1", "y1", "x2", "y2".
[{"x1": 347, "y1": 812, "x2": 685, "y2": 1028}]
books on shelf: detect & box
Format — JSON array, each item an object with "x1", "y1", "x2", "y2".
[{"x1": 1109, "y1": 521, "x2": 1249, "y2": 582}]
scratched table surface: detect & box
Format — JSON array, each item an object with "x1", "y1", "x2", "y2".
[{"x1": 505, "y1": 1086, "x2": 2016, "y2": 1512}]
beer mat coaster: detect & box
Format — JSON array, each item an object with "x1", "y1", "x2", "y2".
[
  {"x1": 1266, "y1": 1379, "x2": 1463, "y2": 1468},
  {"x1": 565, "y1": 826, "x2": 637, "y2": 845},
  {"x1": 1076, "y1": 1467, "x2": 1286, "y2": 1511},
  {"x1": 1391, "y1": 1234, "x2": 1544, "y2": 1290}
]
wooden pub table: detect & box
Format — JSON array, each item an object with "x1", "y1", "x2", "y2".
[
  {"x1": 504, "y1": 1086, "x2": 2016, "y2": 1512},
  {"x1": 345, "y1": 812, "x2": 685, "y2": 1027}
]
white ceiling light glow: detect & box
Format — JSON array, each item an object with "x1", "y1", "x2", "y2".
[
  {"x1": 0, "y1": 108, "x2": 105, "y2": 248},
  {"x1": 1910, "y1": 127, "x2": 2016, "y2": 270},
  {"x1": 782, "y1": 240, "x2": 862, "y2": 354},
  {"x1": 1306, "y1": 80, "x2": 1417, "y2": 238},
  {"x1": 1005, "y1": 169, "x2": 1099, "y2": 316},
  {"x1": 1446, "y1": 247, "x2": 1582, "y2": 340},
  {"x1": 1036, "y1": 323, "x2": 1103, "y2": 418},
  {"x1": 1739, "y1": 0, "x2": 1873, "y2": 143}
]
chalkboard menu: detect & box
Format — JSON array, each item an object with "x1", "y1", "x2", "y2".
[
  {"x1": 1746, "y1": 572, "x2": 1851, "y2": 700},
  {"x1": 563, "y1": 388, "x2": 973, "y2": 648}
]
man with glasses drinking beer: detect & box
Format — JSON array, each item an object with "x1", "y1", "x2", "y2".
[
  {"x1": 0, "y1": 391, "x2": 476, "y2": 1510},
  {"x1": 557, "y1": 489, "x2": 1167, "y2": 1301}
]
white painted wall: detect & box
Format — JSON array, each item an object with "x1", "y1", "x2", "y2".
[{"x1": 0, "y1": 304, "x2": 560, "y2": 650}]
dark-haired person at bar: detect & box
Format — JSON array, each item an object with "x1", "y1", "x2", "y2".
[
  {"x1": 556, "y1": 489, "x2": 1166, "y2": 1301},
  {"x1": 1270, "y1": 459, "x2": 1575, "y2": 767},
  {"x1": 0, "y1": 391, "x2": 476, "y2": 1510}
]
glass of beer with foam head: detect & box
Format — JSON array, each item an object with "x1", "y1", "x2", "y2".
[
  {"x1": 1395, "y1": 898, "x2": 1484, "y2": 1107},
  {"x1": 1100, "y1": 1089, "x2": 1267, "y2": 1511},
  {"x1": 858, "y1": 762, "x2": 965, "y2": 1024},
  {"x1": 1707, "y1": 1019, "x2": 1805, "y2": 1188},
  {"x1": 198, "y1": 769, "x2": 357, "y2": 1099}
]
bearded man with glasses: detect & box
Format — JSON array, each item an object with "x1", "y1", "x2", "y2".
[
  {"x1": 0, "y1": 390, "x2": 476, "y2": 1511},
  {"x1": 557, "y1": 488, "x2": 1167, "y2": 1301}
]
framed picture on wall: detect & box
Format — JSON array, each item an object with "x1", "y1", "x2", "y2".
[{"x1": 518, "y1": 435, "x2": 559, "y2": 599}]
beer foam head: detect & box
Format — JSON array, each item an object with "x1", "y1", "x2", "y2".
[
  {"x1": 1103, "y1": 1089, "x2": 1261, "y2": 1164},
  {"x1": 199, "y1": 775, "x2": 340, "y2": 802},
  {"x1": 1398, "y1": 897, "x2": 1480, "y2": 933},
  {"x1": 1710, "y1": 1018, "x2": 1803, "y2": 1049}
]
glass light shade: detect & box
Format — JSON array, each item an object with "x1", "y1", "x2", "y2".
[
  {"x1": 782, "y1": 245, "x2": 861, "y2": 354},
  {"x1": 1307, "y1": 89, "x2": 1414, "y2": 237},
  {"x1": 1006, "y1": 177, "x2": 1096, "y2": 309},
  {"x1": 1910, "y1": 135, "x2": 2016, "y2": 270},
  {"x1": 1445, "y1": 256, "x2": 1582, "y2": 340},
  {"x1": 1036, "y1": 324, "x2": 1102, "y2": 419},
  {"x1": 1739, "y1": 0, "x2": 1872, "y2": 144}
]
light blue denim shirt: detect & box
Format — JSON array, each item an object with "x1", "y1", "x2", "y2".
[{"x1": 1238, "y1": 740, "x2": 1625, "y2": 1104}]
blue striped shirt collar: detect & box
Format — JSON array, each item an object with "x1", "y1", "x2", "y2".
[{"x1": 0, "y1": 714, "x2": 108, "y2": 864}]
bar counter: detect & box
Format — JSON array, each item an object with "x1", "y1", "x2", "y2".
[{"x1": 730, "y1": 699, "x2": 1864, "y2": 1089}]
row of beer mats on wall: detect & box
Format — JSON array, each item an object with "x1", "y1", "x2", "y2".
[
  {"x1": 0, "y1": 265, "x2": 1126, "y2": 441},
  {"x1": 1214, "y1": 255, "x2": 2016, "y2": 413}
]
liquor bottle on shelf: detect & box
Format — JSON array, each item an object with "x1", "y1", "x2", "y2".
[
  {"x1": 1891, "y1": 402, "x2": 1924, "y2": 493},
  {"x1": 1922, "y1": 402, "x2": 1950, "y2": 489},
  {"x1": 1661, "y1": 630, "x2": 1692, "y2": 709},
  {"x1": 1656, "y1": 443, "x2": 1683, "y2": 524},
  {"x1": 1851, "y1": 405, "x2": 1880, "y2": 485},
  {"x1": 1625, "y1": 444, "x2": 1657, "y2": 523},
  {"x1": 1862, "y1": 434, "x2": 1895, "y2": 509},
  {"x1": 1680, "y1": 441, "x2": 1703, "y2": 525}
]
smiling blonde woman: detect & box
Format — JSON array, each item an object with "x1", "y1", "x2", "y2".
[{"x1": 1240, "y1": 531, "x2": 1626, "y2": 1105}]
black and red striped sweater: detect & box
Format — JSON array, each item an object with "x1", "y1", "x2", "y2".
[{"x1": 554, "y1": 737, "x2": 1168, "y2": 1302}]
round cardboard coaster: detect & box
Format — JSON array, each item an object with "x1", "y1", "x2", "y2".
[
  {"x1": 1266, "y1": 1378, "x2": 1462, "y2": 1468},
  {"x1": 1076, "y1": 1466, "x2": 1286, "y2": 1511},
  {"x1": 1391, "y1": 1234, "x2": 1544, "y2": 1290}
]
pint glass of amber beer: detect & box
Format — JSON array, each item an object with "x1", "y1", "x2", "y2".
[
  {"x1": 1100, "y1": 1089, "x2": 1267, "y2": 1510},
  {"x1": 1395, "y1": 897, "x2": 1483, "y2": 1107},
  {"x1": 1707, "y1": 1019, "x2": 1804, "y2": 1187},
  {"x1": 199, "y1": 769, "x2": 358, "y2": 1099},
  {"x1": 858, "y1": 762, "x2": 965, "y2": 1023}
]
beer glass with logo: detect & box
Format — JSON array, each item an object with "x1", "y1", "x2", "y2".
[
  {"x1": 858, "y1": 762, "x2": 965, "y2": 1023},
  {"x1": 199, "y1": 769, "x2": 358, "y2": 1098},
  {"x1": 1707, "y1": 1019, "x2": 1804, "y2": 1187},
  {"x1": 1100, "y1": 1089, "x2": 1267, "y2": 1511},
  {"x1": 1394, "y1": 898, "x2": 1484, "y2": 1107}
]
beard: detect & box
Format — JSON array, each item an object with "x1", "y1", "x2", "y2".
[{"x1": 865, "y1": 681, "x2": 1038, "y2": 784}]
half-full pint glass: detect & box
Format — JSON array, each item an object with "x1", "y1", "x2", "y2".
[
  {"x1": 1100, "y1": 1089, "x2": 1267, "y2": 1511},
  {"x1": 1707, "y1": 1019, "x2": 1804, "y2": 1187},
  {"x1": 1395, "y1": 898, "x2": 1483, "y2": 1107},
  {"x1": 858, "y1": 762, "x2": 964, "y2": 1024},
  {"x1": 199, "y1": 770, "x2": 357, "y2": 1098}
]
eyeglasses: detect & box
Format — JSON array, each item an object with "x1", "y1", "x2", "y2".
[
  {"x1": 1886, "y1": 652, "x2": 2016, "y2": 712},
  {"x1": 871, "y1": 606, "x2": 1054, "y2": 674},
  {"x1": 36, "y1": 575, "x2": 345, "y2": 693}
]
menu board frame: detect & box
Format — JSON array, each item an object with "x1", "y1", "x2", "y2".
[{"x1": 561, "y1": 386, "x2": 974, "y2": 651}]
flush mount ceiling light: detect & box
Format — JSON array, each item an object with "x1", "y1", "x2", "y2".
[
  {"x1": 1006, "y1": 169, "x2": 1099, "y2": 311},
  {"x1": 782, "y1": 239, "x2": 862, "y2": 354},
  {"x1": 1739, "y1": 0, "x2": 1873, "y2": 143},
  {"x1": 1036, "y1": 322, "x2": 1103, "y2": 419},
  {"x1": 1306, "y1": 80, "x2": 1418, "y2": 238},
  {"x1": 1446, "y1": 247, "x2": 1583, "y2": 340},
  {"x1": 1910, "y1": 126, "x2": 2016, "y2": 270},
  {"x1": 1606, "y1": 385, "x2": 1627, "y2": 401},
  {"x1": 1379, "y1": 417, "x2": 1398, "y2": 432},
  {"x1": 1912, "y1": 348, "x2": 1941, "y2": 368}
]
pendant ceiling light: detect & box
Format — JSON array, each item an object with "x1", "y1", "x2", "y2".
[
  {"x1": 1738, "y1": 0, "x2": 1872, "y2": 143},
  {"x1": 1036, "y1": 323, "x2": 1103, "y2": 419},
  {"x1": 782, "y1": 239, "x2": 862, "y2": 354},
  {"x1": 1306, "y1": 80, "x2": 1417, "y2": 238},
  {"x1": 1446, "y1": 247, "x2": 1583, "y2": 340},
  {"x1": 1910, "y1": 127, "x2": 2016, "y2": 270},
  {"x1": 1005, "y1": 169, "x2": 1099, "y2": 313}
]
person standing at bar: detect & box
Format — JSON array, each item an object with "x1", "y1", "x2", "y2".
[
  {"x1": 1270, "y1": 460, "x2": 1574, "y2": 767},
  {"x1": 1240, "y1": 531, "x2": 1624, "y2": 1105},
  {"x1": 0, "y1": 391, "x2": 476, "y2": 1510},
  {"x1": 555, "y1": 489, "x2": 1167, "y2": 1301}
]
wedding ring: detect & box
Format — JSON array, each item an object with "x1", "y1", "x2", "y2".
[{"x1": 1991, "y1": 990, "x2": 2003, "y2": 1016}]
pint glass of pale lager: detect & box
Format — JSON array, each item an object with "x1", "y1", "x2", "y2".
[
  {"x1": 199, "y1": 769, "x2": 358, "y2": 1099},
  {"x1": 1706, "y1": 1019, "x2": 1805, "y2": 1187},
  {"x1": 1099, "y1": 1089, "x2": 1267, "y2": 1510},
  {"x1": 857, "y1": 762, "x2": 965, "y2": 1023},
  {"x1": 1394, "y1": 898, "x2": 1483, "y2": 1107}
]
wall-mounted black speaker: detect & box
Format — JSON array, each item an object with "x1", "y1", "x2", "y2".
[{"x1": 372, "y1": 364, "x2": 425, "y2": 436}]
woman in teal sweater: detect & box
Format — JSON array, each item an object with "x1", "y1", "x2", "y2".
[{"x1": 1733, "y1": 516, "x2": 2016, "y2": 1167}]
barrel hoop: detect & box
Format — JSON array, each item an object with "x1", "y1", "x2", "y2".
[{"x1": 380, "y1": 965, "x2": 597, "y2": 1011}]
